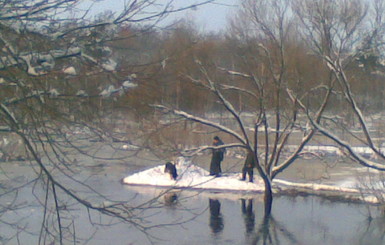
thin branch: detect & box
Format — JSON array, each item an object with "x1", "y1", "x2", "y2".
[
  {"x1": 311, "y1": 119, "x2": 385, "y2": 171},
  {"x1": 181, "y1": 143, "x2": 246, "y2": 156},
  {"x1": 197, "y1": 61, "x2": 251, "y2": 146},
  {"x1": 152, "y1": 104, "x2": 247, "y2": 145}
]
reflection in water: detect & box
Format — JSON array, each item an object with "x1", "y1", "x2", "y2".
[
  {"x1": 252, "y1": 215, "x2": 298, "y2": 245},
  {"x1": 6, "y1": 158, "x2": 385, "y2": 245},
  {"x1": 358, "y1": 217, "x2": 385, "y2": 244},
  {"x1": 241, "y1": 199, "x2": 255, "y2": 235},
  {"x1": 164, "y1": 192, "x2": 178, "y2": 207},
  {"x1": 209, "y1": 199, "x2": 224, "y2": 235}
]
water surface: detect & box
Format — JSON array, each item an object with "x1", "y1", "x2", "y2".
[{"x1": 1, "y1": 158, "x2": 384, "y2": 245}]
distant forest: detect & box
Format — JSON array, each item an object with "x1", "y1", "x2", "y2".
[
  {"x1": 1, "y1": 0, "x2": 385, "y2": 127},
  {"x1": 107, "y1": 21, "x2": 385, "y2": 118}
]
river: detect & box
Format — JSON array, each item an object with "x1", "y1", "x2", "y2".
[{"x1": 1, "y1": 151, "x2": 384, "y2": 245}]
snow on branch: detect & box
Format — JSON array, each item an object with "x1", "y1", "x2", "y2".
[
  {"x1": 1, "y1": 103, "x2": 19, "y2": 128},
  {"x1": 195, "y1": 61, "x2": 250, "y2": 145},
  {"x1": 272, "y1": 129, "x2": 315, "y2": 177},
  {"x1": 324, "y1": 54, "x2": 379, "y2": 154},
  {"x1": 81, "y1": 53, "x2": 120, "y2": 73},
  {"x1": 0, "y1": 126, "x2": 11, "y2": 132},
  {"x1": 221, "y1": 84, "x2": 258, "y2": 100},
  {"x1": 218, "y1": 67, "x2": 252, "y2": 78},
  {"x1": 0, "y1": 47, "x2": 82, "y2": 76},
  {"x1": 181, "y1": 143, "x2": 245, "y2": 156},
  {"x1": 0, "y1": 0, "x2": 74, "y2": 21},
  {"x1": 99, "y1": 77, "x2": 137, "y2": 98},
  {"x1": 311, "y1": 120, "x2": 385, "y2": 171},
  {"x1": 152, "y1": 104, "x2": 247, "y2": 145}
]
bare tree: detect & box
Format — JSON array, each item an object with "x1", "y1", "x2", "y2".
[
  {"x1": 152, "y1": 0, "x2": 385, "y2": 217},
  {"x1": 291, "y1": 0, "x2": 385, "y2": 170},
  {"x1": 153, "y1": 0, "x2": 325, "y2": 216}
]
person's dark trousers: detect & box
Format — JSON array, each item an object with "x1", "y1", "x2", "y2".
[
  {"x1": 242, "y1": 167, "x2": 254, "y2": 182},
  {"x1": 210, "y1": 160, "x2": 222, "y2": 177}
]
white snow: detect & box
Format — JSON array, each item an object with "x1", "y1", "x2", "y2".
[
  {"x1": 121, "y1": 144, "x2": 140, "y2": 150},
  {"x1": 100, "y1": 85, "x2": 117, "y2": 97},
  {"x1": 101, "y1": 59, "x2": 117, "y2": 71},
  {"x1": 63, "y1": 66, "x2": 77, "y2": 75},
  {"x1": 123, "y1": 157, "x2": 385, "y2": 204},
  {"x1": 122, "y1": 80, "x2": 137, "y2": 89},
  {"x1": 76, "y1": 90, "x2": 88, "y2": 97},
  {"x1": 49, "y1": 88, "x2": 59, "y2": 97},
  {"x1": 123, "y1": 157, "x2": 264, "y2": 192}
]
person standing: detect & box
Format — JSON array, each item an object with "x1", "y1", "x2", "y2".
[
  {"x1": 209, "y1": 136, "x2": 225, "y2": 177},
  {"x1": 240, "y1": 150, "x2": 256, "y2": 182}
]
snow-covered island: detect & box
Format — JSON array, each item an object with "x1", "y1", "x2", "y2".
[
  {"x1": 123, "y1": 157, "x2": 264, "y2": 193},
  {"x1": 122, "y1": 157, "x2": 382, "y2": 204}
]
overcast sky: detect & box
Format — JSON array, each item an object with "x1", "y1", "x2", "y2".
[
  {"x1": 165, "y1": 0, "x2": 239, "y2": 32},
  {"x1": 80, "y1": 0, "x2": 239, "y2": 32}
]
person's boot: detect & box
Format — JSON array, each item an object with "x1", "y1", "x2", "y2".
[{"x1": 239, "y1": 172, "x2": 246, "y2": 181}]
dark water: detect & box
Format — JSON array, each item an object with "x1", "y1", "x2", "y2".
[
  {"x1": 1, "y1": 160, "x2": 385, "y2": 245},
  {"x1": 115, "y1": 187, "x2": 385, "y2": 245}
]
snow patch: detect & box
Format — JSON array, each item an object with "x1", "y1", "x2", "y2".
[
  {"x1": 102, "y1": 59, "x2": 117, "y2": 71},
  {"x1": 63, "y1": 66, "x2": 77, "y2": 75},
  {"x1": 121, "y1": 144, "x2": 140, "y2": 150},
  {"x1": 122, "y1": 80, "x2": 137, "y2": 89},
  {"x1": 76, "y1": 90, "x2": 88, "y2": 97},
  {"x1": 100, "y1": 85, "x2": 118, "y2": 97},
  {"x1": 49, "y1": 88, "x2": 59, "y2": 97}
]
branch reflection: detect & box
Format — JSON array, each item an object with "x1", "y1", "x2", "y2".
[{"x1": 251, "y1": 213, "x2": 298, "y2": 245}]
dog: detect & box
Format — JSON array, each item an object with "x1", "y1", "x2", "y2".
[{"x1": 164, "y1": 162, "x2": 178, "y2": 180}]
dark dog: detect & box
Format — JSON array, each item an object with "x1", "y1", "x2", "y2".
[{"x1": 164, "y1": 162, "x2": 178, "y2": 180}]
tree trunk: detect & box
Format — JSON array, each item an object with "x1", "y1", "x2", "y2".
[{"x1": 263, "y1": 179, "x2": 273, "y2": 216}]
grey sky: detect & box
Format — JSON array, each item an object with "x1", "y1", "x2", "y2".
[
  {"x1": 80, "y1": 0, "x2": 239, "y2": 32},
  {"x1": 165, "y1": 0, "x2": 239, "y2": 32}
]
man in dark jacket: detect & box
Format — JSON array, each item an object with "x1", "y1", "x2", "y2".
[
  {"x1": 209, "y1": 136, "x2": 225, "y2": 177},
  {"x1": 240, "y1": 150, "x2": 256, "y2": 182}
]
